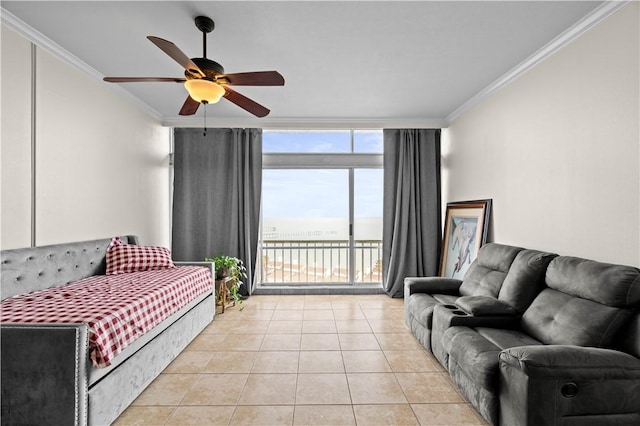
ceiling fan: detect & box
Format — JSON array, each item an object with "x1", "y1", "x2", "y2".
[{"x1": 104, "y1": 16, "x2": 284, "y2": 118}]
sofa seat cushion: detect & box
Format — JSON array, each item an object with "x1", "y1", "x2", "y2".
[
  {"x1": 444, "y1": 325, "x2": 544, "y2": 426},
  {"x1": 445, "y1": 326, "x2": 502, "y2": 425},
  {"x1": 476, "y1": 327, "x2": 543, "y2": 350},
  {"x1": 444, "y1": 326, "x2": 501, "y2": 391},
  {"x1": 444, "y1": 326, "x2": 543, "y2": 390},
  {"x1": 407, "y1": 293, "x2": 458, "y2": 329}
]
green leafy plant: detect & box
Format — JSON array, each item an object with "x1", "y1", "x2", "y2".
[
  {"x1": 205, "y1": 253, "x2": 247, "y2": 311},
  {"x1": 227, "y1": 281, "x2": 244, "y2": 311}
]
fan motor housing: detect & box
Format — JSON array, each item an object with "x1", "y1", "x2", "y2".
[{"x1": 186, "y1": 57, "x2": 225, "y2": 80}]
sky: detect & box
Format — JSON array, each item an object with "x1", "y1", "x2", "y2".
[
  {"x1": 262, "y1": 131, "x2": 383, "y2": 219},
  {"x1": 263, "y1": 131, "x2": 383, "y2": 154}
]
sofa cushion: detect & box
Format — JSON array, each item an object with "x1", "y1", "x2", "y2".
[
  {"x1": 459, "y1": 244, "x2": 523, "y2": 298},
  {"x1": 404, "y1": 277, "x2": 463, "y2": 295},
  {"x1": 545, "y1": 256, "x2": 640, "y2": 308},
  {"x1": 106, "y1": 237, "x2": 175, "y2": 275},
  {"x1": 498, "y1": 249, "x2": 557, "y2": 313},
  {"x1": 476, "y1": 327, "x2": 542, "y2": 350},
  {"x1": 0, "y1": 236, "x2": 138, "y2": 301},
  {"x1": 443, "y1": 326, "x2": 542, "y2": 392},
  {"x1": 521, "y1": 288, "x2": 632, "y2": 347},
  {"x1": 445, "y1": 326, "x2": 501, "y2": 391}
]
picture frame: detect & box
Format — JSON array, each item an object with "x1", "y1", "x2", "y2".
[{"x1": 439, "y1": 199, "x2": 492, "y2": 278}]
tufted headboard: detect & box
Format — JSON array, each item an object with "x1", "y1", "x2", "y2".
[{"x1": 1, "y1": 236, "x2": 139, "y2": 301}]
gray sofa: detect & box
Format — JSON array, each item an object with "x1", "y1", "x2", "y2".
[
  {"x1": 405, "y1": 243, "x2": 640, "y2": 425},
  {"x1": 0, "y1": 236, "x2": 215, "y2": 425},
  {"x1": 404, "y1": 243, "x2": 555, "y2": 356}
]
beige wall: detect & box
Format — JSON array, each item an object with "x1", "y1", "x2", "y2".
[
  {"x1": 1, "y1": 24, "x2": 172, "y2": 249},
  {"x1": 443, "y1": 3, "x2": 640, "y2": 266},
  {"x1": 1, "y1": 25, "x2": 32, "y2": 248}
]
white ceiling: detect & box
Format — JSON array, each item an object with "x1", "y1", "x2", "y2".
[{"x1": 2, "y1": 1, "x2": 607, "y2": 128}]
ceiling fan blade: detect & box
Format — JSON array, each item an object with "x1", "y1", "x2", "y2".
[
  {"x1": 223, "y1": 87, "x2": 270, "y2": 118},
  {"x1": 179, "y1": 96, "x2": 200, "y2": 116},
  {"x1": 103, "y1": 77, "x2": 186, "y2": 83},
  {"x1": 219, "y1": 71, "x2": 285, "y2": 86},
  {"x1": 147, "y1": 36, "x2": 205, "y2": 78}
]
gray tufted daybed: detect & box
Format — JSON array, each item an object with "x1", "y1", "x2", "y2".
[{"x1": 0, "y1": 236, "x2": 215, "y2": 425}]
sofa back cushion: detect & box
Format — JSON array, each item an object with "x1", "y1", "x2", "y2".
[
  {"x1": 545, "y1": 256, "x2": 640, "y2": 307},
  {"x1": 498, "y1": 249, "x2": 557, "y2": 313},
  {"x1": 1, "y1": 235, "x2": 139, "y2": 301},
  {"x1": 459, "y1": 243, "x2": 523, "y2": 298},
  {"x1": 521, "y1": 256, "x2": 640, "y2": 347},
  {"x1": 521, "y1": 288, "x2": 631, "y2": 347}
]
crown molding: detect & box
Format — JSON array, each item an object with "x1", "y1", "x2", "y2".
[
  {"x1": 446, "y1": 0, "x2": 630, "y2": 125},
  {"x1": 3, "y1": 1, "x2": 626, "y2": 130},
  {"x1": 1, "y1": 7, "x2": 163, "y2": 122}
]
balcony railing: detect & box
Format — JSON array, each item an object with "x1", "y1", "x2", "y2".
[{"x1": 259, "y1": 240, "x2": 382, "y2": 285}]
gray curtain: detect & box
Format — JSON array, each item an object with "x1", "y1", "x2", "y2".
[
  {"x1": 383, "y1": 129, "x2": 441, "y2": 297},
  {"x1": 172, "y1": 128, "x2": 262, "y2": 296}
]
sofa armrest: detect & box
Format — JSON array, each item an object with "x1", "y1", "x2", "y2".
[
  {"x1": 455, "y1": 296, "x2": 517, "y2": 317},
  {"x1": 499, "y1": 345, "x2": 640, "y2": 426},
  {"x1": 433, "y1": 304, "x2": 521, "y2": 331},
  {"x1": 404, "y1": 276, "x2": 463, "y2": 296},
  {"x1": 500, "y1": 345, "x2": 640, "y2": 378},
  {"x1": 1, "y1": 323, "x2": 90, "y2": 425}
]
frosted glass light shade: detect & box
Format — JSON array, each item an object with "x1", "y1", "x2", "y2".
[{"x1": 184, "y1": 79, "x2": 225, "y2": 103}]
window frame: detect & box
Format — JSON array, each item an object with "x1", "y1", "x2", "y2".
[{"x1": 260, "y1": 129, "x2": 383, "y2": 286}]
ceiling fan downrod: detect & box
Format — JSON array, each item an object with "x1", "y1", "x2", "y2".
[{"x1": 195, "y1": 16, "x2": 215, "y2": 59}]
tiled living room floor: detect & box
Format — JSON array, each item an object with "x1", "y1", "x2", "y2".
[{"x1": 114, "y1": 295, "x2": 488, "y2": 425}]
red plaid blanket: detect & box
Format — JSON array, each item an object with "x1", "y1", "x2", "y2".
[{"x1": 0, "y1": 266, "x2": 212, "y2": 367}]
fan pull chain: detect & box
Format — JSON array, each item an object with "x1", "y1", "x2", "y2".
[{"x1": 203, "y1": 103, "x2": 207, "y2": 136}]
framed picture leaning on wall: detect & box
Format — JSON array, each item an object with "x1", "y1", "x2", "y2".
[{"x1": 439, "y1": 199, "x2": 492, "y2": 279}]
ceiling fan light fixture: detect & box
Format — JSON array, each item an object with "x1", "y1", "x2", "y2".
[{"x1": 184, "y1": 79, "x2": 225, "y2": 104}]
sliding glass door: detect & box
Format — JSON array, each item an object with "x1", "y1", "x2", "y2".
[
  {"x1": 262, "y1": 169, "x2": 350, "y2": 284},
  {"x1": 259, "y1": 130, "x2": 383, "y2": 286}
]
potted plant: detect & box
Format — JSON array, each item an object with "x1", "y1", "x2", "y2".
[{"x1": 205, "y1": 253, "x2": 247, "y2": 311}]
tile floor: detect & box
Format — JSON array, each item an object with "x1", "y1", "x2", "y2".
[{"x1": 113, "y1": 295, "x2": 488, "y2": 425}]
